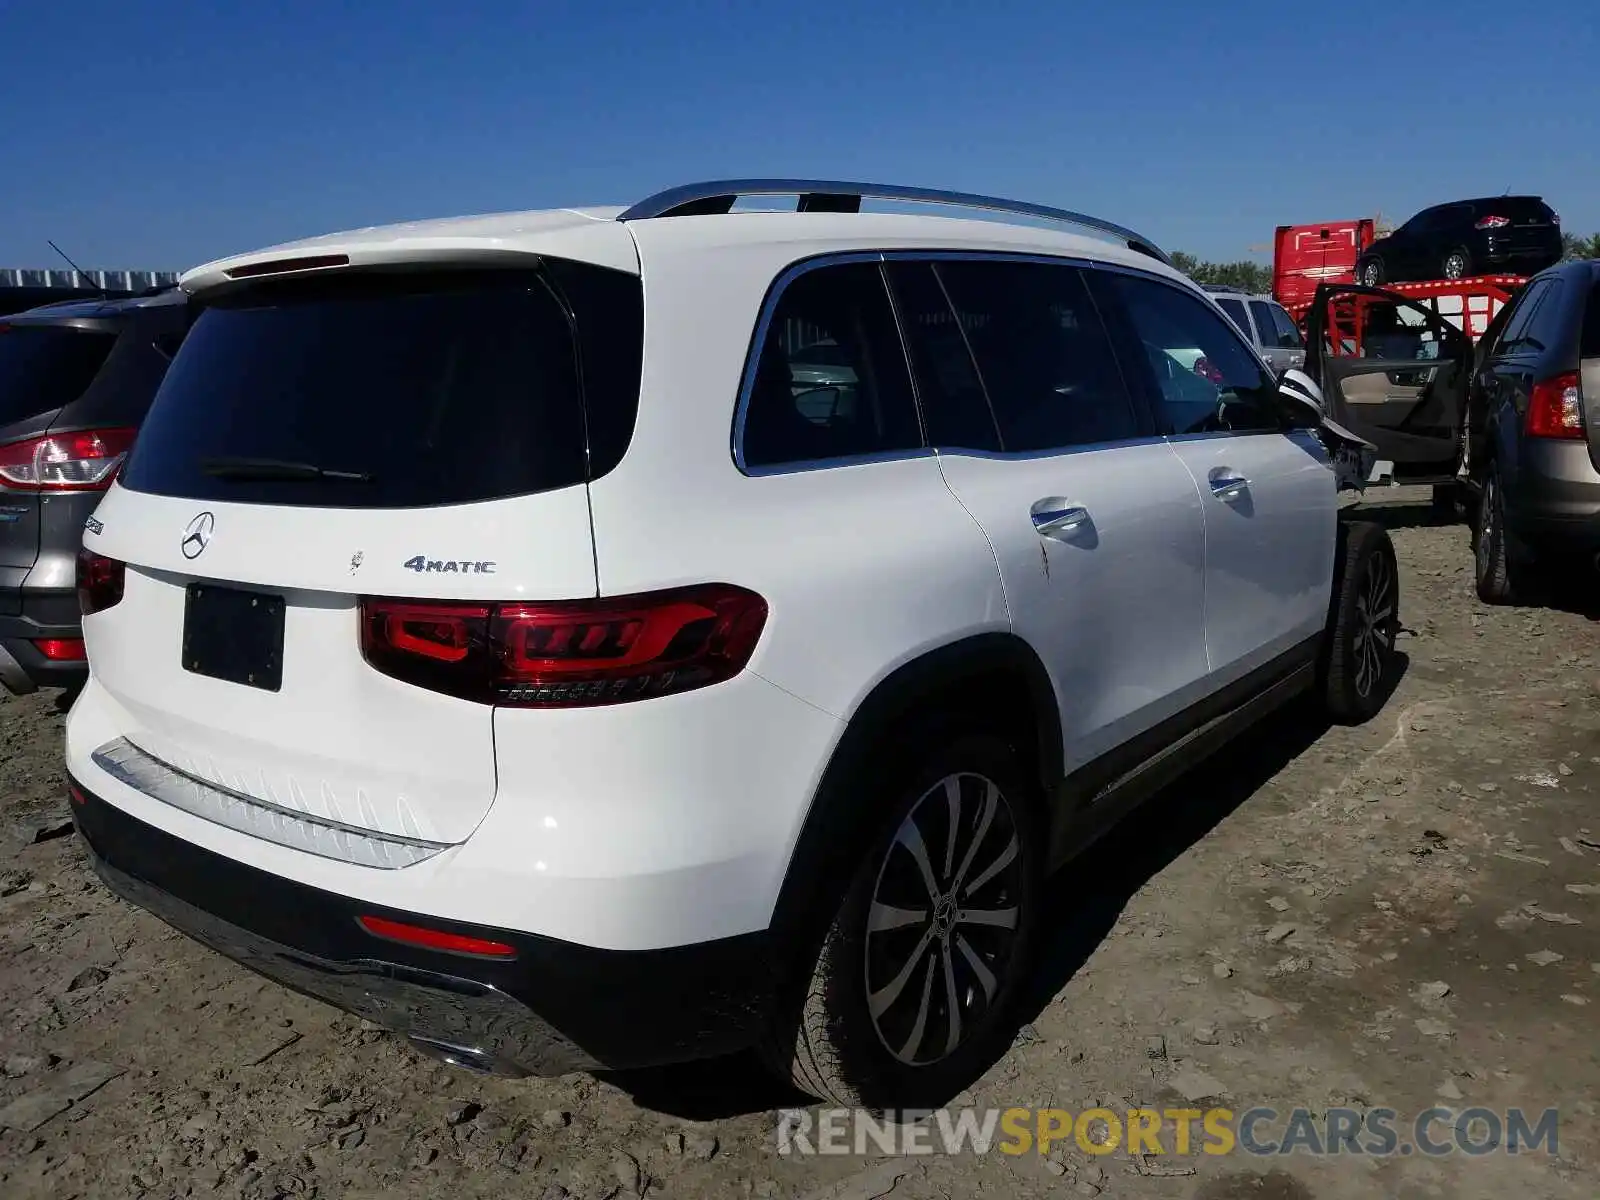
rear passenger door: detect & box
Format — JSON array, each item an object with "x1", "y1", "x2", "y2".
[
  {"x1": 1092, "y1": 269, "x2": 1336, "y2": 686},
  {"x1": 884, "y1": 257, "x2": 1210, "y2": 773}
]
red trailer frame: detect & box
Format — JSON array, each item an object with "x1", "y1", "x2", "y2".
[{"x1": 1291, "y1": 275, "x2": 1526, "y2": 355}]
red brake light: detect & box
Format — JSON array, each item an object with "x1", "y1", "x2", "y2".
[
  {"x1": 1526, "y1": 373, "x2": 1585, "y2": 440},
  {"x1": 356, "y1": 914, "x2": 516, "y2": 959},
  {"x1": 1475, "y1": 215, "x2": 1510, "y2": 230},
  {"x1": 360, "y1": 584, "x2": 768, "y2": 708},
  {"x1": 76, "y1": 548, "x2": 126, "y2": 616},
  {"x1": 0, "y1": 427, "x2": 137, "y2": 492},
  {"x1": 32, "y1": 638, "x2": 87, "y2": 661}
]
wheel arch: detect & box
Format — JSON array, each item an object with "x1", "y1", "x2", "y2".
[{"x1": 764, "y1": 632, "x2": 1061, "y2": 956}]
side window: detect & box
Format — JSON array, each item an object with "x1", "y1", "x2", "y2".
[
  {"x1": 1103, "y1": 272, "x2": 1282, "y2": 437},
  {"x1": 930, "y1": 260, "x2": 1141, "y2": 452},
  {"x1": 883, "y1": 262, "x2": 1001, "y2": 452},
  {"x1": 739, "y1": 262, "x2": 922, "y2": 470},
  {"x1": 1269, "y1": 303, "x2": 1303, "y2": 349},
  {"x1": 1216, "y1": 297, "x2": 1249, "y2": 336},
  {"x1": 1497, "y1": 280, "x2": 1553, "y2": 354},
  {"x1": 1352, "y1": 298, "x2": 1450, "y2": 361},
  {"x1": 1519, "y1": 279, "x2": 1568, "y2": 353},
  {"x1": 1397, "y1": 210, "x2": 1431, "y2": 236},
  {"x1": 1247, "y1": 300, "x2": 1279, "y2": 348}
]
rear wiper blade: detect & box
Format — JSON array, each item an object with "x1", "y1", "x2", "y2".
[{"x1": 199, "y1": 456, "x2": 376, "y2": 483}]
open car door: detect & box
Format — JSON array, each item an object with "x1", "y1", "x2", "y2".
[{"x1": 1304, "y1": 283, "x2": 1473, "y2": 484}]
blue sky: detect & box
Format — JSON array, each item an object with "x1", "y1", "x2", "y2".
[{"x1": 3, "y1": 0, "x2": 1597, "y2": 272}]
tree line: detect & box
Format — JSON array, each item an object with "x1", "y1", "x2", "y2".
[{"x1": 1167, "y1": 232, "x2": 1600, "y2": 295}]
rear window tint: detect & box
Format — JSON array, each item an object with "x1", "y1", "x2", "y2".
[
  {"x1": 738, "y1": 262, "x2": 922, "y2": 469},
  {"x1": 1216, "y1": 298, "x2": 1249, "y2": 336},
  {"x1": 1582, "y1": 282, "x2": 1600, "y2": 359},
  {"x1": 1495, "y1": 198, "x2": 1556, "y2": 223},
  {"x1": 119, "y1": 266, "x2": 642, "y2": 509},
  {"x1": 0, "y1": 326, "x2": 116, "y2": 426},
  {"x1": 1269, "y1": 304, "x2": 1303, "y2": 348}
]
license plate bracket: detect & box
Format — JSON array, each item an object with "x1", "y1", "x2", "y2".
[{"x1": 182, "y1": 583, "x2": 285, "y2": 691}]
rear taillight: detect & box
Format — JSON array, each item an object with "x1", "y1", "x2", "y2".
[
  {"x1": 0, "y1": 427, "x2": 137, "y2": 492},
  {"x1": 359, "y1": 584, "x2": 768, "y2": 707},
  {"x1": 1526, "y1": 372, "x2": 1585, "y2": 440},
  {"x1": 1475, "y1": 215, "x2": 1510, "y2": 230},
  {"x1": 76, "y1": 548, "x2": 126, "y2": 616}
]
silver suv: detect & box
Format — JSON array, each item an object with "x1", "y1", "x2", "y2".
[{"x1": 1203, "y1": 286, "x2": 1306, "y2": 374}]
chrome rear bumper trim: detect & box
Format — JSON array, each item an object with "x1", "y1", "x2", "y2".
[{"x1": 90, "y1": 736, "x2": 449, "y2": 869}]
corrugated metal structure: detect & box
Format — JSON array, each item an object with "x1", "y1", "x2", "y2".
[
  {"x1": 1, "y1": 267, "x2": 179, "y2": 292},
  {"x1": 0, "y1": 267, "x2": 181, "y2": 318}
]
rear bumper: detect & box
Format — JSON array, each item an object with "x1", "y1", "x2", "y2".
[
  {"x1": 1507, "y1": 442, "x2": 1600, "y2": 557},
  {"x1": 0, "y1": 587, "x2": 85, "y2": 694},
  {"x1": 68, "y1": 776, "x2": 777, "y2": 1075}
]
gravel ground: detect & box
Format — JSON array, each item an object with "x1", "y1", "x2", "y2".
[{"x1": 1, "y1": 488, "x2": 1597, "y2": 1200}]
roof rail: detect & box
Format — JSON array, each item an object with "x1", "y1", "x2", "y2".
[{"x1": 616, "y1": 178, "x2": 1171, "y2": 266}]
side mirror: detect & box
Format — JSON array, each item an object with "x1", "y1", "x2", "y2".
[{"x1": 1277, "y1": 367, "x2": 1325, "y2": 425}]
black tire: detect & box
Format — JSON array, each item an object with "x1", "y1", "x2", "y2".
[
  {"x1": 762, "y1": 734, "x2": 1043, "y2": 1110},
  {"x1": 1474, "y1": 463, "x2": 1534, "y2": 605},
  {"x1": 1358, "y1": 256, "x2": 1385, "y2": 287},
  {"x1": 1442, "y1": 247, "x2": 1471, "y2": 280},
  {"x1": 1321, "y1": 521, "x2": 1401, "y2": 725}
]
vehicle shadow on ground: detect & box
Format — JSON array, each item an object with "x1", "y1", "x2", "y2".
[
  {"x1": 1013, "y1": 696, "x2": 1340, "y2": 1025},
  {"x1": 1536, "y1": 580, "x2": 1600, "y2": 620},
  {"x1": 1343, "y1": 500, "x2": 1467, "y2": 535},
  {"x1": 603, "y1": 661, "x2": 1409, "y2": 1120}
]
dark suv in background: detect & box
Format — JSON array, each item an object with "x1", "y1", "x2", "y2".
[
  {"x1": 0, "y1": 289, "x2": 189, "y2": 693},
  {"x1": 1357, "y1": 197, "x2": 1562, "y2": 285},
  {"x1": 1464, "y1": 259, "x2": 1600, "y2": 603}
]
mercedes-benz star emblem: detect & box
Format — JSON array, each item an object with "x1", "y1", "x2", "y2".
[{"x1": 181, "y1": 512, "x2": 216, "y2": 560}]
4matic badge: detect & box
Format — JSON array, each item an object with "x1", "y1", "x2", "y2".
[{"x1": 403, "y1": 556, "x2": 496, "y2": 575}]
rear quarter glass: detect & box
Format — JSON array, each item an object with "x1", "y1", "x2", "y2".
[
  {"x1": 1581, "y1": 281, "x2": 1600, "y2": 360},
  {"x1": 117, "y1": 264, "x2": 643, "y2": 509}
]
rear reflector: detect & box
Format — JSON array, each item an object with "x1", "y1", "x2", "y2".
[
  {"x1": 356, "y1": 914, "x2": 517, "y2": 959},
  {"x1": 33, "y1": 638, "x2": 86, "y2": 661},
  {"x1": 1526, "y1": 372, "x2": 1585, "y2": 440},
  {"x1": 76, "y1": 548, "x2": 126, "y2": 616},
  {"x1": 0, "y1": 427, "x2": 138, "y2": 492},
  {"x1": 69, "y1": 786, "x2": 86, "y2": 807},
  {"x1": 360, "y1": 584, "x2": 768, "y2": 707}
]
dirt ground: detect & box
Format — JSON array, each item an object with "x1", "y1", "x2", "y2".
[{"x1": 1, "y1": 486, "x2": 1597, "y2": 1200}]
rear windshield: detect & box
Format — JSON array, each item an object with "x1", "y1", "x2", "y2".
[
  {"x1": 0, "y1": 325, "x2": 116, "y2": 426},
  {"x1": 118, "y1": 264, "x2": 643, "y2": 509},
  {"x1": 1493, "y1": 198, "x2": 1556, "y2": 224}
]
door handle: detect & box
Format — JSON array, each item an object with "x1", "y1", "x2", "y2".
[
  {"x1": 1208, "y1": 468, "x2": 1249, "y2": 500},
  {"x1": 1031, "y1": 498, "x2": 1091, "y2": 539}
]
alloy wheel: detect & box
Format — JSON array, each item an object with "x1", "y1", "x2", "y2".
[
  {"x1": 864, "y1": 772, "x2": 1023, "y2": 1067},
  {"x1": 1475, "y1": 476, "x2": 1498, "y2": 581},
  {"x1": 1352, "y1": 549, "x2": 1397, "y2": 699},
  {"x1": 1444, "y1": 253, "x2": 1467, "y2": 280}
]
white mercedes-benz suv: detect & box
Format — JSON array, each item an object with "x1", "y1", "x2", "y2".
[{"x1": 65, "y1": 180, "x2": 1399, "y2": 1109}]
